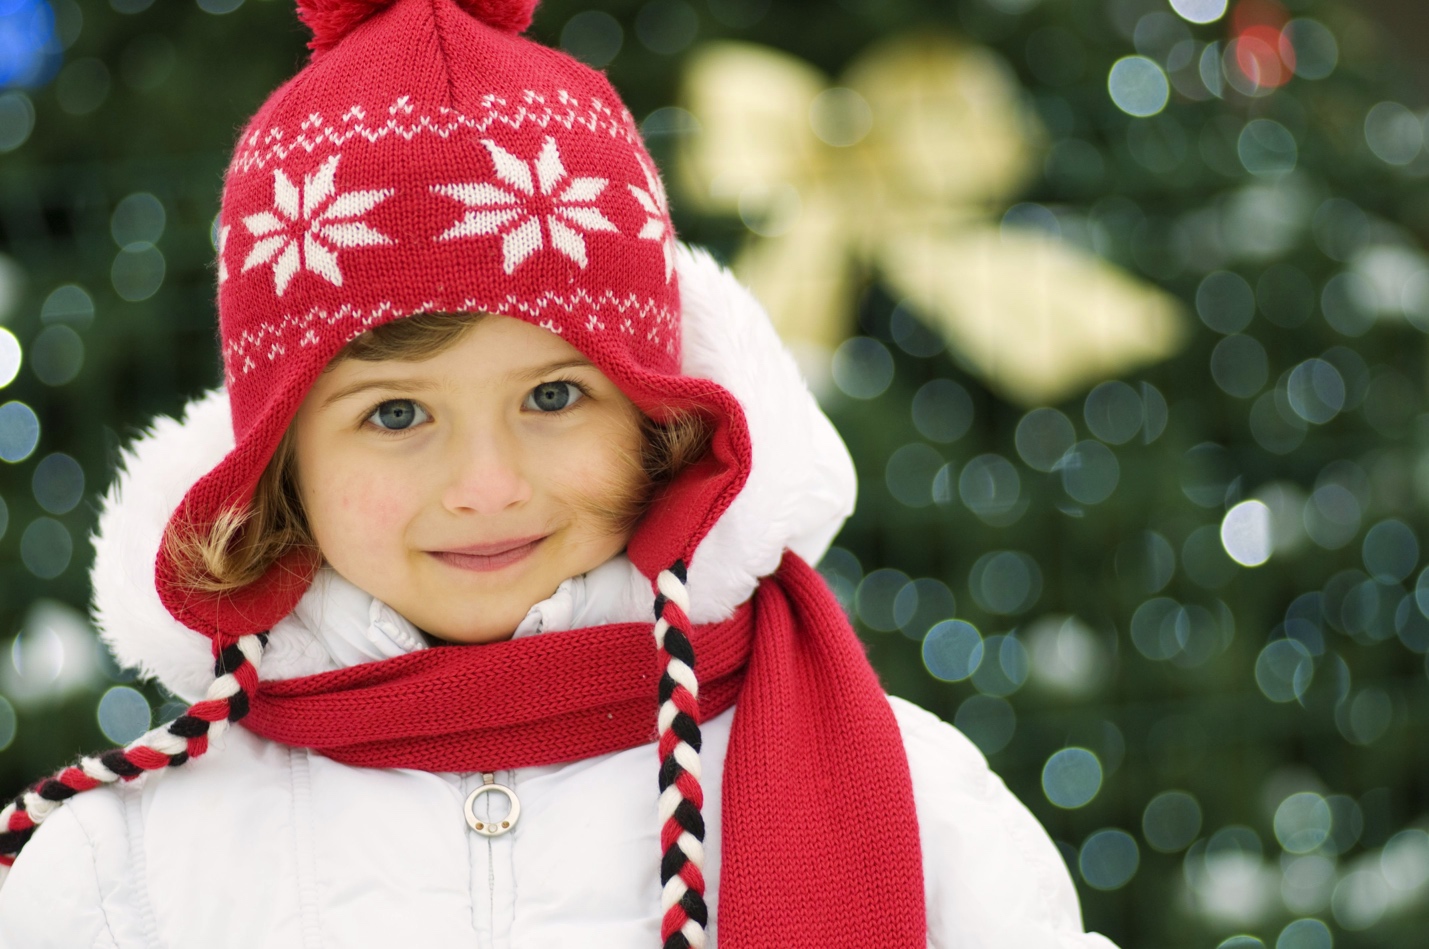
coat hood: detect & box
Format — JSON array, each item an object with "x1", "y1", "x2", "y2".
[{"x1": 89, "y1": 244, "x2": 857, "y2": 702}]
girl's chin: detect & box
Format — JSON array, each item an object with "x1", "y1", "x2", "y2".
[{"x1": 418, "y1": 619, "x2": 521, "y2": 646}]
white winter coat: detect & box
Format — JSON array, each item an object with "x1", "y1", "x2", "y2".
[{"x1": 0, "y1": 246, "x2": 1119, "y2": 948}]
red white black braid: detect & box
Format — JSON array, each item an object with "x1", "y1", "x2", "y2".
[
  {"x1": 0, "y1": 631, "x2": 268, "y2": 875},
  {"x1": 653, "y1": 560, "x2": 708, "y2": 949}
]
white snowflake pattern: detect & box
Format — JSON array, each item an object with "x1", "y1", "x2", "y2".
[
  {"x1": 241, "y1": 154, "x2": 394, "y2": 296},
  {"x1": 216, "y1": 224, "x2": 231, "y2": 284},
  {"x1": 432, "y1": 136, "x2": 618, "y2": 273},
  {"x1": 629, "y1": 155, "x2": 674, "y2": 283}
]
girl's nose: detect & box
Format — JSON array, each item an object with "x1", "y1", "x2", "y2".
[{"x1": 440, "y1": 426, "x2": 533, "y2": 515}]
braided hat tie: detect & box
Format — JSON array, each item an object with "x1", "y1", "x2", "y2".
[
  {"x1": 653, "y1": 561, "x2": 709, "y2": 948},
  {"x1": 0, "y1": 632, "x2": 267, "y2": 874}
]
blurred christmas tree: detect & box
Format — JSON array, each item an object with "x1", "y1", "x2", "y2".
[{"x1": 2, "y1": 1, "x2": 1428, "y2": 947}]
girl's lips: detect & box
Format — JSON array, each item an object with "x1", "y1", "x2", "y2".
[{"x1": 429, "y1": 537, "x2": 545, "y2": 572}]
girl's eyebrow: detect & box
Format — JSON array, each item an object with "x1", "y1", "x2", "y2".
[
  {"x1": 321, "y1": 378, "x2": 440, "y2": 409},
  {"x1": 508, "y1": 357, "x2": 595, "y2": 382}
]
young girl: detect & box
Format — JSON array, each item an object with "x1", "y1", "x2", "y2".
[{"x1": 0, "y1": 1, "x2": 1120, "y2": 946}]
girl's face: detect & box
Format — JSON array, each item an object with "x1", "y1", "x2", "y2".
[{"x1": 291, "y1": 314, "x2": 646, "y2": 644}]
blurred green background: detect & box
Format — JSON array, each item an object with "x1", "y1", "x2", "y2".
[{"x1": 2, "y1": 0, "x2": 1428, "y2": 947}]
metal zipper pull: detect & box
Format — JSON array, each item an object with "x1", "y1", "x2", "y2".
[{"x1": 464, "y1": 771, "x2": 520, "y2": 837}]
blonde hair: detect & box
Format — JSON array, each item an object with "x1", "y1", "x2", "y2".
[{"x1": 164, "y1": 313, "x2": 712, "y2": 595}]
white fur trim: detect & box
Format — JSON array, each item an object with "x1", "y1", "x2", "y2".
[
  {"x1": 677, "y1": 245, "x2": 857, "y2": 621},
  {"x1": 88, "y1": 243, "x2": 857, "y2": 700},
  {"x1": 89, "y1": 389, "x2": 233, "y2": 703}
]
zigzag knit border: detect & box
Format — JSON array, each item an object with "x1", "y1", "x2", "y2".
[
  {"x1": 653, "y1": 560, "x2": 709, "y2": 949},
  {"x1": 0, "y1": 632, "x2": 268, "y2": 876}
]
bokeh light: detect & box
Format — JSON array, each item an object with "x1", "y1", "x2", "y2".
[
  {"x1": 1060, "y1": 440, "x2": 1119, "y2": 505},
  {"x1": 1276, "y1": 918, "x2": 1332, "y2": 949},
  {"x1": 1284, "y1": 19, "x2": 1338, "y2": 80},
  {"x1": 1255, "y1": 639, "x2": 1314, "y2": 703},
  {"x1": 55, "y1": 57, "x2": 110, "y2": 115},
  {"x1": 959, "y1": 454, "x2": 1023, "y2": 526},
  {"x1": 635, "y1": 0, "x2": 699, "y2": 57},
  {"x1": 111, "y1": 243, "x2": 166, "y2": 302},
  {"x1": 969, "y1": 550, "x2": 1042, "y2": 616},
  {"x1": 1332, "y1": 867, "x2": 1389, "y2": 930},
  {"x1": 110, "y1": 192, "x2": 166, "y2": 247},
  {"x1": 1197, "y1": 270, "x2": 1256, "y2": 334},
  {"x1": 831, "y1": 337, "x2": 893, "y2": 400},
  {"x1": 922, "y1": 619, "x2": 983, "y2": 682},
  {"x1": 1210, "y1": 334, "x2": 1268, "y2": 398},
  {"x1": 196, "y1": 0, "x2": 245, "y2": 15},
  {"x1": 0, "y1": 327, "x2": 21, "y2": 387},
  {"x1": 911, "y1": 379, "x2": 973, "y2": 443},
  {"x1": 1274, "y1": 791, "x2": 1332, "y2": 854},
  {"x1": 30, "y1": 325, "x2": 84, "y2": 386},
  {"x1": 1079, "y1": 829, "x2": 1139, "y2": 890},
  {"x1": 885, "y1": 443, "x2": 944, "y2": 508},
  {"x1": 1042, "y1": 747, "x2": 1103, "y2": 808},
  {"x1": 1142, "y1": 790, "x2": 1203, "y2": 852},
  {"x1": 888, "y1": 301, "x2": 944, "y2": 358},
  {"x1": 1364, "y1": 102, "x2": 1423, "y2": 166},
  {"x1": 1239, "y1": 119, "x2": 1297, "y2": 177},
  {"x1": 1285, "y1": 359, "x2": 1345, "y2": 424},
  {"x1": 0, "y1": 0, "x2": 58, "y2": 87},
  {"x1": 856, "y1": 567, "x2": 909, "y2": 632},
  {"x1": 1014, "y1": 407, "x2": 1074, "y2": 473},
  {"x1": 970, "y1": 634, "x2": 1030, "y2": 697},
  {"x1": 1083, "y1": 381, "x2": 1142, "y2": 445},
  {"x1": 0, "y1": 92, "x2": 36, "y2": 153},
  {"x1": 1108, "y1": 56, "x2": 1170, "y2": 118},
  {"x1": 1381, "y1": 829, "x2": 1429, "y2": 892},
  {"x1": 561, "y1": 10, "x2": 623, "y2": 68},
  {"x1": 1222, "y1": 500, "x2": 1272, "y2": 567},
  {"x1": 41, "y1": 284, "x2": 95, "y2": 327},
  {"x1": 894, "y1": 578, "x2": 956, "y2": 641},
  {"x1": 96, "y1": 686, "x2": 150, "y2": 744},
  {"x1": 1362, "y1": 519, "x2": 1418, "y2": 583},
  {"x1": 0, "y1": 695, "x2": 15, "y2": 752},
  {"x1": 21, "y1": 517, "x2": 72, "y2": 579},
  {"x1": 1169, "y1": 0, "x2": 1227, "y2": 25},
  {"x1": 0, "y1": 400, "x2": 40, "y2": 462},
  {"x1": 32, "y1": 452, "x2": 85, "y2": 515},
  {"x1": 1025, "y1": 614, "x2": 1106, "y2": 696}
]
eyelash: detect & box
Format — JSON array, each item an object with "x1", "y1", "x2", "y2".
[{"x1": 360, "y1": 378, "x2": 593, "y2": 437}]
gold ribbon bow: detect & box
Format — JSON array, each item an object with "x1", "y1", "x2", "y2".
[{"x1": 675, "y1": 33, "x2": 1188, "y2": 406}]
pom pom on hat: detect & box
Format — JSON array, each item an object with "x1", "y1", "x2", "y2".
[{"x1": 297, "y1": 0, "x2": 539, "y2": 52}]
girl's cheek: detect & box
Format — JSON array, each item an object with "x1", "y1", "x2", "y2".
[{"x1": 319, "y1": 464, "x2": 417, "y2": 538}]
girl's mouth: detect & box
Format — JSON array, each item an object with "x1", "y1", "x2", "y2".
[{"x1": 429, "y1": 536, "x2": 546, "y2": 572}]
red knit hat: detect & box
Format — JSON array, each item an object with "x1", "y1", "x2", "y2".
[{"x1": 156, "y1": 0, "x2": 750, "y2": 639}]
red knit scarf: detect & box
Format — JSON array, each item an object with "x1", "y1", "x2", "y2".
[{"x1": 243, "y1": 551, "x2": 926, "y2": 946}]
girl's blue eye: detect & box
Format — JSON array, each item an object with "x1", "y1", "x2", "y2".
[
  {"x1": 367, "y1": 399, "x2": 429, "y2": 431},
  {"x1": 525, "y1": 381, "x2": 584, "y2": 413}
]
